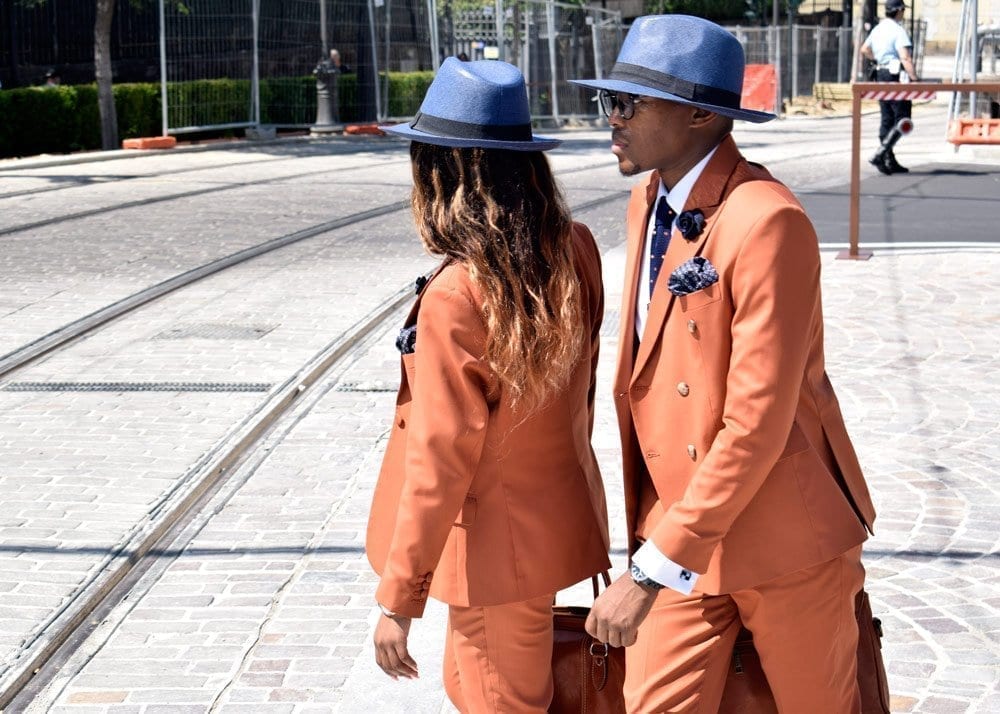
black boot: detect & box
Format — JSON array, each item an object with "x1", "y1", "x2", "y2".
[
  {"x1": 869, "y1": 149, "x2": 892, "y2": 175},
  {"x1": 885, "y1": 151, "x2": 909, "y2": 173}
]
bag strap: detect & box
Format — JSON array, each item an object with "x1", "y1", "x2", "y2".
[
  {"x1": 554, "y1": 571, "x2": 612, "y2": 608},
  {"x1": 590, "y1": 571, "x2": 612, "y2": 600}
]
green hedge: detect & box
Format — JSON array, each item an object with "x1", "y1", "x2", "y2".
[{"x1": 0, "y1": 71, "x2": 435, "y2": 159}]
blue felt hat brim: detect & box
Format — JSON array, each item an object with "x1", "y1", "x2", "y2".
[
  {"x1": 570, "y1": 77, "x2": 776, "y2": 124},
  {"x1": 381, "y1": 122, "x2": 562, "y2": 151}
]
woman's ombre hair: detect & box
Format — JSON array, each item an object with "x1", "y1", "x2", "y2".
[{"x1": 409, "y1": 142, "x2": 582, "y2": 414}]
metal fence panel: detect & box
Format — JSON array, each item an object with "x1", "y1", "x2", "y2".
[
  {"x1": 12, "y1": 1, "x2": 929, "y2": 135},
  {"x1": 446, "y1": 0, "x2": 622, "y2": 122},
  {"x1": 161, "y1": 0, "x2": 436, "y2": 132},
  {"x1": 162, "y1": 0, "x2": 257, "y2": 133},
  {"x1": 258, "y1": 0, "x2": 320, "y2": 127}
]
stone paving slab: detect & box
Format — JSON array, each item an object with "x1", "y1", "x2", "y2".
[
  {"x1": 26, "y1": 238, "x2": 1000, "y2": 713},
  {"x1": 1, "y1": 121, "x2": 998, "y2": 712},
  {"x1": 0, "y1": 147, "x2": 415, "y2": 359},
  {"x1": 0, "y1": 201, "x2": 445, "y2": 693}
]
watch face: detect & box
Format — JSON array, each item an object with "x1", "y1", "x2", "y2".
[{"x1": 630, "y1": 562, "x2": 664, "y2": 590}]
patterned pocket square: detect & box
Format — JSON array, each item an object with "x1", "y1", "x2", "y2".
[
  {"x1": 396, "y1": 325, "x2": 416, "y2": 354},
  {"x1": 668, "y1": 256, "x2": 719, "y2": 296}
]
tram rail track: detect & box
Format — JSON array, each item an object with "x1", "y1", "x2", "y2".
[
  {"x1": 0, "y1": 139, "x2": 411, "y2": 203},
  {"x1": 0, "y1": 280, "x2": 417, "y2": 711},
  {"x1": 0, "y1": 159, "x2": 410, "y2": 238},
  {"x1": 0, "y1": 159, "x2": 620, "y2": 381},
  {"x1": 0, "y1": 200, "x2": 408, "y2": 380},
  {"x1": 0, "y1": 187, "x2": 628, "y2": 709},
  {"x1": 0, "y1": 146, "x2": 616, "y2": 238},
  {"x1": 0, "y1": 155, "x2": 300, "y2": 202}
]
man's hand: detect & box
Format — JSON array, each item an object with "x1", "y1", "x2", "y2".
[
  {"x1": 374, "y1": 614, "x2": 418, "y2": 680},
  {"x1": 585, "y1": 573, "x2": 659, "y2": 648}
]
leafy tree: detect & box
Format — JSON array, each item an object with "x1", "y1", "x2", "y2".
[
  {"x1": 93, "y1": 0, "x2": 118, "y2": 149},
  {"x1": 17, "y1": 1, "x2": 188, "y2": 150}
]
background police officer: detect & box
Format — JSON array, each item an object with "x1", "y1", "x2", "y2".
[{"x1": 861, "y1": 0, "x2": 919, "y2": 174}]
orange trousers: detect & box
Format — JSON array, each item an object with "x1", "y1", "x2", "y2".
[
  {"x1": 442, "y1": 593, "x2": 555, "y2": 713},
  {"x1": 625, "y1": 547, "x2": 865, "y2": 714}
]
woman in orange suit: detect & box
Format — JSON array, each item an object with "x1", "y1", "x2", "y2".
[{"x1": 365, "y1": 57, "x2": 611, "y2": 712}]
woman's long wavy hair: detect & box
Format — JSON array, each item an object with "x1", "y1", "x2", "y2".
[{"x1": 409, "y1": 142, "x2": 582, "y2": 415}]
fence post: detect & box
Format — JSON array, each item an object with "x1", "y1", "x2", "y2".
[
  {"x1": 494, "y1": 0, "x2": 505, "y2": 61},
  {"x1": 546, "y1": 0, "x2": 559, "y2": 122},
  {"x1": 367, "y1": 0, "x2": 382, "y2": 121},
  {"x1": 252, "y1": 0, "x2": 260, "y2": 127},
  {"x1": 158, "y1": 0, "x2": 168, "y2": 135},
  {"x1": 771, "y1": 25, "x2": 782, "y2": 113},
  {"x1": 522, "y1": 9, "x2": 531, "y2": 89},
  {"x1": 814, "y1": 27, "x2": 821, "y2": 87},
  {"x1": 428, "y1": 0, "x2": 440, "y2": 69},
  {"x1": 790, "y1": 20, "x2": 798, "y2": 99},
  {"x1": 588, "y1": 14, "x2": 602, "y2": 80}
]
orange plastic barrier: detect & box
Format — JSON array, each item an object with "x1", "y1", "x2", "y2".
[
  {"x1": 121, "y1": 136, "x2": 177, "y2": 150},
  {"x1": 742, "y1": 64, "x2": 777, "y2": 113},
  {"x1": 946, "y1": 118, "x2": 1000, "y2": 145},
  {"x1": 344, "y1": 123, "x2": 385, "y2": 136}
]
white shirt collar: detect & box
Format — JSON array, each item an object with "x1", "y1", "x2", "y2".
[{"x1": 657, "y1": 143, "x2": 720, "y2": 214}]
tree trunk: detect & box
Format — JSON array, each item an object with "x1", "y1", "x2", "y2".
[{"x1": 94, "y1": 0, "x2": 118, "y2": 150}]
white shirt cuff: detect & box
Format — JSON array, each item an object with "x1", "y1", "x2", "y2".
[{"x1": 633, "y1": 540, "x2": 700, "y2": 596}]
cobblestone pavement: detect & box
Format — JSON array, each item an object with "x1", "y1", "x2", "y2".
[{"x1": 1, "y1": 114, "x2": 998, "y2": 713}]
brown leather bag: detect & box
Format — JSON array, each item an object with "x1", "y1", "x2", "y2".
[
  {"x1": 550, "y1": 573, "x2": 626, "y2": 714},
  {"x1": 550, "y1": 580, "x2": 889, "y2": 714},
  {"x1": 719, "y1": 590, "x2": 891, "y2": 714}
]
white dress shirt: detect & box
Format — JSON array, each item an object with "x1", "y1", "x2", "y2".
[
  {"x1": 632, "y1": 144, "x2": 719, "y2": 595},
  {"x1": 635, "y1": 146, "x2": 718, "y2": 337}
]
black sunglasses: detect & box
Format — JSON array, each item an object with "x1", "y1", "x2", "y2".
[{"x1": 597, "y1": 90, "x2": 643, "y2": 120}]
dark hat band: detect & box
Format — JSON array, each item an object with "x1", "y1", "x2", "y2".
[
  {"x1": 410, "y1": 111, "x2": 533, "y2": 142},
  {"x1": 609, "y1": 62, "x2": 742, "y2": 110}
]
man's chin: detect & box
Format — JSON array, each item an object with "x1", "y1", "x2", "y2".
[{"x1": 617, "y1": 160, "x2": 642, "y2": 177}]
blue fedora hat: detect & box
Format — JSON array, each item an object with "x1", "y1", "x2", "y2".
[
  {"x1": 383, "y1": 57, "x2": 560, "y2": 151},
  {"x1": 571, "y1": 15, "x2": 775, "y2": 123}
]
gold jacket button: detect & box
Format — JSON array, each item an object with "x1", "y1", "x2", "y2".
[
  {"x1": 687, "y1": 444, "x2": 697, "y2": 460},
  {"x1": 687, "y1": 319, "x2": 697, "y2": 334},
  {"x1": 677, "y1": 382, "x2": 690, "y2": 397}
]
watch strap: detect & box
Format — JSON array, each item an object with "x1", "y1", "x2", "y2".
[{"x1": 630, "y1": 562, "x2": 666, "y2": 590}]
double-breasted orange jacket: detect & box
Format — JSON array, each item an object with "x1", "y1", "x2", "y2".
[
  {"x1": 367, "y1": 222, "x2": 611, "y2": 618},
  {"x1": 616, "y1": 136, "x2": 877, "y2": 594}
]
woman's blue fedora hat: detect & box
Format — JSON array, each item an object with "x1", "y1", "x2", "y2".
[
  {"x1": 571, "y1": 15, "x2": 776, "y2": 124},
  {"x1": 383, "y1": 57, "x2": 560, "y2": 151}
]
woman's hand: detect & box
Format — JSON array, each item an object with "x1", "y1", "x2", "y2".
[{"x1": 374, "y1": 613, "x2": 418, "y2": 680}]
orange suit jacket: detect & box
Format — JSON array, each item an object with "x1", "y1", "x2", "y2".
[
  {"x1": 367, "y1": 223, "x2": 611, "y2": 618},
  {"x1": 615, "y1": 136, "x2": 877, "y2": 594}
]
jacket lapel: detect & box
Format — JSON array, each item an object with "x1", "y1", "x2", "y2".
[
  {"x1": 613, "y1": 176, "x2": 660, "y2": 396},
  {"x1": 403, "y1": 261, "x2": 450, "y2": 327},
  {"x1": 631, "y1": 136, "x2": 743, "y2": 383}
]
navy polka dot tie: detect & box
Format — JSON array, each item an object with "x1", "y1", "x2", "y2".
[{"x1": 649, "y1": 196, "x2": 675, "y2": 299}]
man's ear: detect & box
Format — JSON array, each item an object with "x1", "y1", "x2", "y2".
[{"x1": 690, "y1": 107, "x2": 719, "y2": 129}]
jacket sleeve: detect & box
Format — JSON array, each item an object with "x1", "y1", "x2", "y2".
[
  {"x1": 648, "y1": 202, "x2": 822, "y2": 573},
  {"x1": 574, "y1": 223, "x2": 605, "y2": 435},
  {"x1": 375, "y1": 281, "x2": 492, "y2": 617}
]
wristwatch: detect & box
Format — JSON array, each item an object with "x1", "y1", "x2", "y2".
[{"x1": 630, "y1": 562, "x2": 666, "y2": 591}]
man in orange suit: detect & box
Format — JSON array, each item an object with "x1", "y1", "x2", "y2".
[{"x1": 572, "y1": 15, "x2": 878, "y2": 713}]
